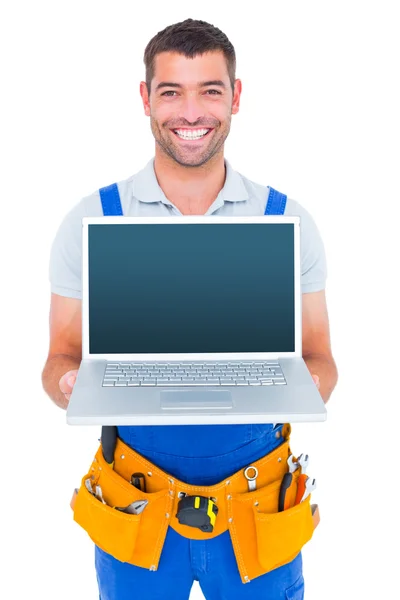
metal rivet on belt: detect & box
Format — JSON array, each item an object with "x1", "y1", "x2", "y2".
[
  {"x1": 165, "y1": 513, "x2": 170, "y2": 518},
  {"x1": 225, "y1": 480, "x2": 231, "y2": 485},
  {"x1": 227, "y1": 494, "x2": 232, "y2": 500},
  {"x1": 168, "y1": 478, "x2": 174, "y2": 484},
  {"x1": 278, "y1": 458, "x2": 282, "y2": 462},
  {"x1": 228, "y1": 517, "x2": 233, "y2": 522},
  {"x1": 254, "y1": 501, "x2": 259, "y2": 506},
  {"x1": 149, "y1": 565, "x2": 156, "y2": 571},
  {"x1": 148, "y1": 471, "x2": 152, "y2": 477},
  {"x1": 169, "y1": 490, "x2": 174, "y2": 496},
  {"x1": 120, "y1": 454, "x2": 125, "y2": 459},
  {"x1": 244, "y1": 576, "x2": 249, "y2": 581},
  {"x1": 211, "y1": 497, "x2": 217, "y2": 503}
]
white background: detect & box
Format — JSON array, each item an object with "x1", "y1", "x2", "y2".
[{"x1": 1, "y1": 1, "x2": 399, "y2": 598}]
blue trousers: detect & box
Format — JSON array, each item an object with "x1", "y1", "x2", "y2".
[{"x1": 95, "y1": 423, "x2": 304, "y2": 599}]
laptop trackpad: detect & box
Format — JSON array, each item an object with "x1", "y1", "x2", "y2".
[{"x1": 160, "y1": 390, "x2": 233, "y2": 410}]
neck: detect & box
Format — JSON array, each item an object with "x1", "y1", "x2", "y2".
[{"x1": 153, "y1": 148, "x2": 226, "y2": 215}]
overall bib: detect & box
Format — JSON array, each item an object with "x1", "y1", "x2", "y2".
[{"x1": 85, "y1": 184, "x2": 307, "y2": 599}]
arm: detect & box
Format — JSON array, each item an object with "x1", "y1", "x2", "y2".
[
  {"x1": 41, "y1": 293, "x2": 82, "y2": 410},
  {"x1": 302, "y1": 290, "x2": 338, "y2": 404}
]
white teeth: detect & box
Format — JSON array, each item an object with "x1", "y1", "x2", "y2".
[{"x1": 174, "y1": 128, "x2": 210, "y2": 139}]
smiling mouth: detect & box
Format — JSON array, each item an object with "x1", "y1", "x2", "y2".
[{"x1": 171, "y1": 128, "x2": 213, "y2": 141}]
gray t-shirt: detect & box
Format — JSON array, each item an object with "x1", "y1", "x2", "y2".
[{"x1": 49, "y1": 157, "x2": 327, "y2": 298}]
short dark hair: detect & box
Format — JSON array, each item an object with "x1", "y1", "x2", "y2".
[{"x1": 143, "y1": 19, "x2": 236, "y2": 95}]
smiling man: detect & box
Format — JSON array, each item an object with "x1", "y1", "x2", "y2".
[
  {"x1": 42, "y1": 18, "x2": 338, "y2": 600},
  {"x1": 142, "y1": 48, "x2": 241, "y2": 216}
]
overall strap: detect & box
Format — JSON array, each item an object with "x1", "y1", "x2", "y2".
[
  {"x1": 98, "y1": 182, "x2": 122, "y2": 464},
  {"x1": 99, "y1": 183, "x2": 123, "y2": 216},
  {"x1": 264, "y1": 187, "x2": 287, "y2": 215}
]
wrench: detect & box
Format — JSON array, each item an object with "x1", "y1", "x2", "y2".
[
  {"x1": 244, "y1": 465, "x2": 258, "y2": 491},
  {"x1": 287, "y1": 455, "x2": 299, "y2": 474},
  {"x1": 95, "y1": 485, "x2": 107, "y2": 504},
  {"x1": 300, "y1": 477, "x2": 316, "y2": 502},
  {"x1": 298, "y1": 453, "x2": 309, "y2": 474}
]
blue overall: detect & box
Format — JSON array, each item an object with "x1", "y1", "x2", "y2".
[{"x1": 95, "y1": 185, "x2": 304, "y2": 599}]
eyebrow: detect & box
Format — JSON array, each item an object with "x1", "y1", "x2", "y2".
[{"x1": 155, "y1": 80, "x2": 227, "y2": 92}]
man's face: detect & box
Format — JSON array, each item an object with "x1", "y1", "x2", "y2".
[{"x1": 140, "y1": 51, "x2": 241, "y2": 167}]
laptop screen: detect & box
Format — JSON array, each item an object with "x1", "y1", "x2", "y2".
[{"x1": 88, "y1": 223, "x2": 295, "y2": 354}]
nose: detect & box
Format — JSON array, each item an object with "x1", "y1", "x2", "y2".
[{"x1": 178, "y1": 92, "x2": 205, "y2": 124}]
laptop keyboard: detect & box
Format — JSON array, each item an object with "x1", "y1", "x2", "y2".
[{"x1": 102, "y1": 361, "x2": 287, "y2": 387}]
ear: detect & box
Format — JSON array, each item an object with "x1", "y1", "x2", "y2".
[
  {"x1": 140, "y1": 81, "x2": 151, "y2": 116},
  {"x1": 231, "y1": 79, "x2": 242, "y2": 115}
]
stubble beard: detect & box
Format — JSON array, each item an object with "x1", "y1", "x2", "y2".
[{"x1": 150, "y1": 115, "x2": 232, "y2": 168}]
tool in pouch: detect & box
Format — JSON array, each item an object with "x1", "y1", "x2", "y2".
[
  {"x1": 244, "y1": 465, "x2": 258, "y2": 491},
  {"x1": 101, "y1": 426, "x2": 150, "y2": 514},
  {"x1": 157, "y1": 461, "x2": 259, "y2": 533},
  {"x1": 278, "y1": 454, "x2": 298, "y2": 512},
  {"x1": 131, "y1": 472, "x2": 146, "y2": 492},
  {"x1": 291, "y1": 453, "x2": 316, "y2": 504},
  {"x1": 176, "y1": 494, "x2": 218, "y2": 533},
  {"x1": 118, "y1": 468, "x2": 148, "y2": 515},
  {"x1": 101, "y1": 425, "x2": 118, "y2": 467},
  {"x1": 278, "y1": 453, "x2": 318, "y2": 512},
  {"x1": 72, "y1": 426, "x2": 149, "y2": 515},
  {"x1": 295, "y1": 453, "x2": 309, "y2": 505},
  {"x1": 102, "y1": 424, "x2": 218, "y2": 531},
  {"x1": 191, "y1": 462, "x2": 254, "y2": 538}
]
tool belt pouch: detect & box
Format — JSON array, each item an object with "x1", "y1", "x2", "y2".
[
  {"x1": 227, "y1": 459, "x2": 315, "y2": 581},
  {"x1": 71, "y1": 428, "x2": 318, "y2": 582},
  {"x1": 231, "y1": 486, "x2": 314, "y2": 581},
  {"x1": 254, "y1": 496, "x2": 314, "y2": 572},
  {"x1": 72, "y1": 445, "x2": 171, "y2": 569}
]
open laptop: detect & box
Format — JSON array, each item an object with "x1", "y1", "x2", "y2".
[{"x1": 66, "y1": 216, "x2": 327, "y2": 425}]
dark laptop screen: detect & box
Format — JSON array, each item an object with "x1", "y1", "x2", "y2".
[{"x1": 88, "y1": 223, "x2": 295, "y2": 354}]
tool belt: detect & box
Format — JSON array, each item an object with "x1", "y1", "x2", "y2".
[{"x1": 71, "y1": 424, "x2": 319, "y2": 583}]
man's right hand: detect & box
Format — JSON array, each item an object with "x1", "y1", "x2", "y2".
[{"x1": 59, "y1": 369, "x2": 79, "y2": 403}]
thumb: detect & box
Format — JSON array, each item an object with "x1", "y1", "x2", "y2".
[
  {"x1": 59, "y1": 370, "x2": 78, "y2": 394},
  {"x1": 311, "y1": 374, "x2": 320, "y2": 389},
  {"x1": 67, "y1": 374, "x2": 76, "y2": 387}
]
